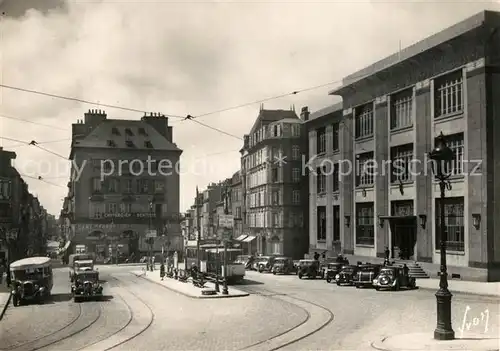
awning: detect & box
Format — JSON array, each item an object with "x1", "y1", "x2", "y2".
[
  {"x1": 242, "y1": 235, "x2": 256, "y2": 243},
  {"x1": 234, "y1": 235, "x2": 248, "y2": 241}
]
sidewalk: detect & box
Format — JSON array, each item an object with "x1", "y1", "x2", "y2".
[
  {"x1": 371, "y1": 332, "x2": 500, "y2": 350},
  {"x1": 416, "y1": 278, "x2": 500, "y2": 297},
  {"x1": 131, "y1": 269, "x2": 249, "y2": 299},
  {"x1": 0, "y1": 278, "x2": 11, "y2": 321}
]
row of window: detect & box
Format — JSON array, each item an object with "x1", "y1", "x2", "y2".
[
  {"x1": 247, "y1": 189, "x2": 301, "y2": 208},
  {"x1": 92, "y1": 178, "x2": 165, "y2": 194},
  {"x1": 317, "y1": 198, "x2": 465, "y2": 252},
  {"x1": 248, "y1": 123, "x2": 301, "y2": 149},
  {"x1": 314, "y1": 132, "x2": 464, "y2": 191},
  {"x1": 111, "y1": 127, "x2": 148, "y2": 137},
  {"x1": 316, "y1": 123, "x2": 340, "y2": 155},
  {"x1": 243, "y1": 146, "x2": 302, "y2": 172},
  {"x1": 316, "y1": 70, "x2": 464, "y2": 144},
  {"x1": 90, "y1": 159, "x2": 166, "y2": 173},
  {"x1": 247, "y1": 210, "x2": 303, "y2": 228}
]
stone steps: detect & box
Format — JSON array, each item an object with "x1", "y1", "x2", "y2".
[{"x1": 393, "y1": 260, "x2": 430, "y2": 279}]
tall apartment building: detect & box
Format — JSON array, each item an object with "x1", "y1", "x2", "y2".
[
  {"x1": 240, "y1": 107, "x2": 308, "y2": 259},
  {"x1": 67, "y1": 110, "x2": 183, "y2": 259},
  {"x1": 309, "y1": 10, "x2": 500, "y2": 281}
]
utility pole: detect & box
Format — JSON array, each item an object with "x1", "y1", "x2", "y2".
[
  {"x1": 196, "y1": 186, "x2": 201, "y2": 268},
  {"x1": 222, "y1": 184, "x2": 229, "y2": 295}
]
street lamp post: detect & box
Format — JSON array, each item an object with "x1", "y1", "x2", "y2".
[
  {"x1": 429, "y1": 131, "x2": 455, "y2": 341},
  {"x1": 222, "y1": 185, "x2": 230, "y2": 295},
  {"x1": 149, "y1": 200, "x2": 154, "y2": 272}
]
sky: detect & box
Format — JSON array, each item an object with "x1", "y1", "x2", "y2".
[{"x1": 0, "y1": 0, "x2": 499, "y2": 216}]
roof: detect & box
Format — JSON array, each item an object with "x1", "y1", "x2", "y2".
[
  {"x1": 75, "y1": 260, "x2": 94, "y2": 264},
  {"x1": 10, "y1": 256, "x2": 51, "y2": 269},
  {"x1": 329, "y1": 10, "x2": 500, "y2": 96},
  {"x1": 72, "y1": 119, "x2": 182, "y2": 152},
  {"x1": 308, "y1": 102, "x2": 344, "y2": 123},
  {"x1": 248, "y1": 109, "x2": 300, "y2": 134}
]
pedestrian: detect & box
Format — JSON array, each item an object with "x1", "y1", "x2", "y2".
[
  {"x1": 321, "y1": 252, "x2": 326, "y2": 260},
  {"x1": 6, "y1": 264, "x2": 11, "y2": 287},
  {"x1": 384, "y1": 246, "x2": 390, "y2": 260},
  {"x1": 160, "y1": 263, "x2": 165, "y2": 280},
  {"x1": 313, "y1": 252, "x2": 320, "y2": 261}
]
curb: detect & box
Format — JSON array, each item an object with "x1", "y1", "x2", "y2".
[
  {"x1": 416, "y1": 285, "x2": 500, "y2": 299},
  {"x1": 0, "y1": 292, "x2": 12, "y2": 321},
  {"x1": 131, "y1": 272, "x2": 249, "y2": 299},
  {"x1": 369, "y1": 337, "x2": 500, "y2": 351}
]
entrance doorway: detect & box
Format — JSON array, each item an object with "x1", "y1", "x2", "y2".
[{"x1": 390, "y1": 218, "x2": 417, "y2": 260}]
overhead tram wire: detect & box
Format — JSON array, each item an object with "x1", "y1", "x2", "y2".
[
  {"x1": 0, "y1": 84, "x2": 185, "y2": 119},
  {"x1": 1, "y1": 69, "x2": 379, "y2": 140},
  {"x1": 0, "y1": 136, "x2": 68, "y2": 160},
  {"x1": 4, "y1": 138, "x2": 71, "y2": 149},
  {"x1": 19, "y1": 173, "x2": 65, "y2": 189},
  {"x1": 0, "y1": 113, "x2": 70, "y2": 131}
]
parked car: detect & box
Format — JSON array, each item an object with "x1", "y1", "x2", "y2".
[
  {"x1": 325, "y1": 262, "x2": 345, "y2": 283},
  {"x1": 297, "y1": 259, "x2": 320, "y2": 279},
  {"x1": 336, "y1": 265, "x2": 358, "y2": 286},
  {"x1": 373, "y1": 266, "x2": 416, "y2": 291},
  {"x1": 256, "y1": 256, "x2": 276, "y2": 273},
  {"x1": 353, "y1": 264, "x2": 381, "y2": 288},
  {"x1": 271, "y1": 257, "x2": 295, "y2": 275},
  {"x1": 319, "y1": 258, "x2": 337, "y2": 278}
]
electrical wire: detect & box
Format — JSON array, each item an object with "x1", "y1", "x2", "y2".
[
  {"x1": 0, "y1": 136, "x2": 68, "y2": 160},
  {"x1": 4, "y1": 138, "x2": 71, "y2": 149},
  {"x1": 0, "y1": 84, "x2": 185, "y2": 119},
  {"x1": 0, "y1": 113, "x2": 70, "y2": 131},
  {"x1": 19, "y1": 173, "x2": 65, "y2": 189}
]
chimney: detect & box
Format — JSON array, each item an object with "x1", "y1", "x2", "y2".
[
  {"x1": 141, "y1": 113, "x2": 170, "y2": 141},
  {"x1": 300, "y1": 106, "x2": 310, "y2": 121},
  {"x1": 84, "y1": 109, "x2": 107, "y2": 126}
]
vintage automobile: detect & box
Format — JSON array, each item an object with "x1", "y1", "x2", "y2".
[
  {"x1": 70, "y1": 259, "x2": 95, "y2": 282},
  {"x1": 72, "y1": 270, "x2": 103, "y2": 302},
  {"x1": 353, "y1": 264, "x2": 381, "y2": 288},
  {"x1": 335, "y1": 265, "x2": 359, "y2": 286},
  {"x1": 297, "y1": 259, "x2": 320, "y2": 279},
  {"x1": 69, "y1": 253, "x2": 95, "y2": 282},
  {"x1": 256, "y1": 256, "x2": 277, "y2": 273},
  {"x1": 373, "y1": 266, "x2": 417, "y2": 291},
  {"x1": 271, "y1": 257, "x2": 295, "y2": 275},
  {"x1": 319, "y1": 258, "x2": 337, "y2": 278},
  {"x1": 10, "y1": 256, "x2": 53, "y2": 306},
  {"x1": 325, "y1": 262, "x2": 345, "y2": 283}
]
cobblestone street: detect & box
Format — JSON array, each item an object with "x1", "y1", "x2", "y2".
[{"x1": 1, "y1": 266, "x2": 499, "y2": 350}]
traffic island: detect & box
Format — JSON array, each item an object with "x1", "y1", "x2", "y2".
[
  {"x1": 131, "y1": 270, "x2": 249, "y2": 299},
  {"x1": 371, "y1": 332, "x2": 500, "y2": 351}
]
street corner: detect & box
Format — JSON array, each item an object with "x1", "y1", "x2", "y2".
[
  {"x1": 0, "y1": 291, "x2": 12, "y2": 321},
  {"x1": 370, "y1": 332, "x2": 500, "y2": 351},
  {"x1": 130, "y1": 270, "x2": 249, "y2": 299}
]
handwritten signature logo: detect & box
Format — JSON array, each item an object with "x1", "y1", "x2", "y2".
[{"x1": 459, "y1": 305, "x2": 489, "y2": 337}]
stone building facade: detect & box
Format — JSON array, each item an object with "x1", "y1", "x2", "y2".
[
  {"x1": 67, "y1": 110, "x2": 183, "y2": 260},
  {"x1": 308, "y1": 10, "x2": 500, "y2": 281},
  {"x1": 240, "y1": 107, "x2": 308, "y2": 259}
]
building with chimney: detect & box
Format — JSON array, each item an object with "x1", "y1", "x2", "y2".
[
  {"x1": 65, "y1": 110, "x2": 183, "y2": 261},
  {"x1": 239, "y1": 106, "x2": 308, "y2": 259},
  {"x1": 322, "y1": 10, "x2": 500, "y2": 281}
]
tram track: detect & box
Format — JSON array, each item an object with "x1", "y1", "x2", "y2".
[
  {"x1": 237, "y1": 285, "x2": 335, "y2": 351},
  {"x1": 4, "y1": 302, "x2": 103, "y2": 351},
  {"x1": 76, "y1": 275, "x2": 156, "y2": 351}
]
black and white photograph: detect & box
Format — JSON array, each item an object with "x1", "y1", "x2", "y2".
[{"x1": 0, "y1": 0, "x2": 499, "y2": 350}]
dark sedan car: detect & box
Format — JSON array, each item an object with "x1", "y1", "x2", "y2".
[
  {"x1": 336, "y1": 265, "x2": 358, "y2": 286},
  {"x1": 325, "y1": 262, "x2": 344, "y2": 283},
  {"x1": 373, "y1": 266, "x2": 417, "y2": 291},
  {"x1": 353, "y1": 264, "x2": 381, "y2": 288},
  {"x1": 272, "y1": 257, "x2": 295, "y2": 275}
]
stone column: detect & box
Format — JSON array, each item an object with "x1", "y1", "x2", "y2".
[
  {"x1": 374, "y1": 95, "x2": 389, "y2": 258},
  {"x1": 414, "y1": 79, "x2": 433, "y2": 262},
  {"x1": 340, "y1": 108, "x2": 354, "y2": 254}
]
